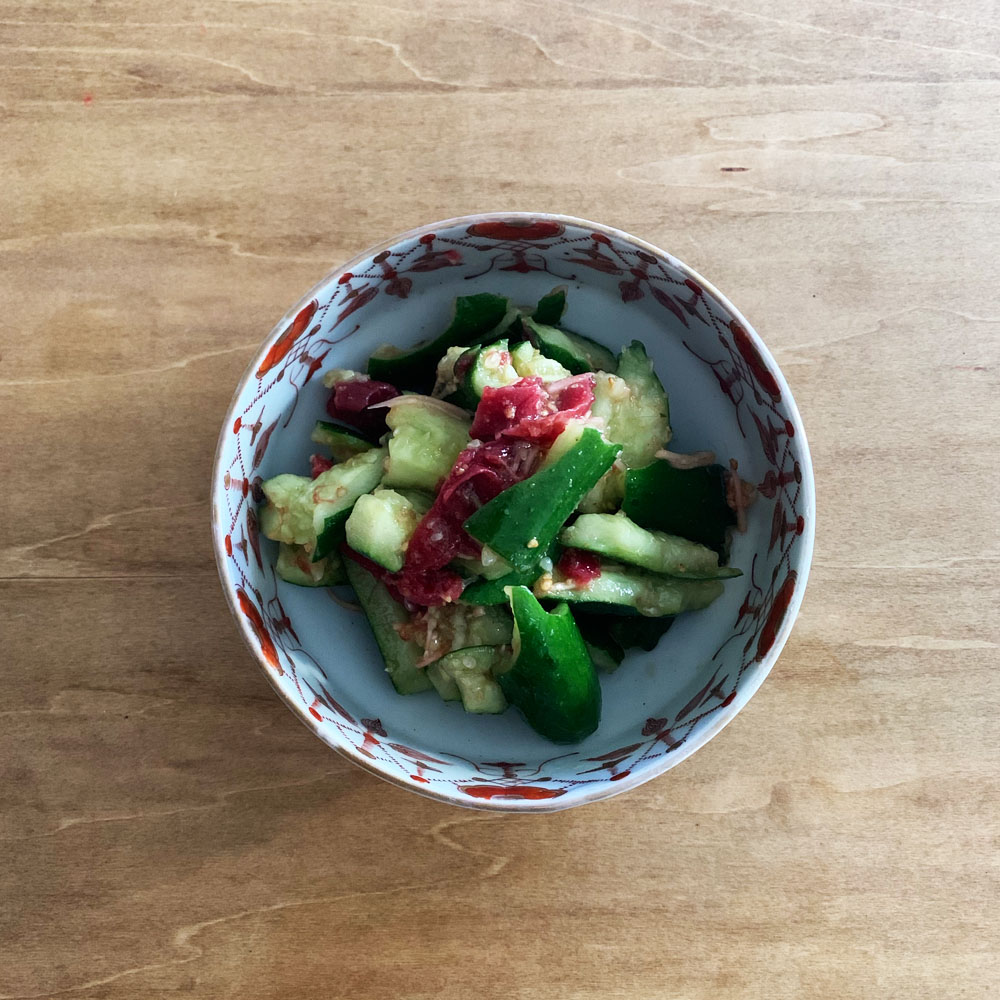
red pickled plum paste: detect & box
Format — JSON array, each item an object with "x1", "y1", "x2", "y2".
[{"x1": 557, "y1": 548, "x2": 602, "y2": 586}]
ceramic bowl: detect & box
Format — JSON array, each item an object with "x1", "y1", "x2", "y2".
[{"x1": 211, "y1": 213, "x2": 814, "y2": 812}]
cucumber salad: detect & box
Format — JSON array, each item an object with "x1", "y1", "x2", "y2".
[{"x1": 258, "y1": 289, "x2": 748, "y2": 744}]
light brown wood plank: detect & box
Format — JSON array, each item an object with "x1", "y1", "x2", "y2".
[{"x1": 2, "y1": 1, "x2": 998, "y2": 997}]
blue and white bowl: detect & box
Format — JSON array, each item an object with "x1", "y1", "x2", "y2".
[{"x1": 211, "y1": 213, "x2": 815, "y2": 812}]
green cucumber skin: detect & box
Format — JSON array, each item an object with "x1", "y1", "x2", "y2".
[
  {"x1": 544, "y1": 567, "x2": 724, "y2": 617},
  {"x1": 524, "y1": 317, "x2": 618, "y2": 376},
  {"x1": 310, "y1": 421, "x2": 375, "y2": 462},
  {"x1": 464, "y1": 427, "x2": 620, "y2": 572},
  {"x1": 560, "y1": 512, "x2": 740, "y2": 580},
  {"x1": 460, "y1": 562, "x2": 552, "y2": 605},
  {"x1": 343, "y1": 559, "x2": 433, "y2": 695},
  {"x1": 623, "y1": 461, "x2": 736, "y2": 558},
  {"x1": 502, "y1": 587, "x2": 601, "y2": 744},
  {"x1": 367, "y1": 293, "x2": 511, "y2": 389},
  {"x1": 531, "y1": 286, "x2": 567, "y2": 326}
]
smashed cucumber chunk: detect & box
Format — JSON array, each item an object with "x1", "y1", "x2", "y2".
[
  {"x1": 436, "y1": 646, "x2": 509, "y2": 714},
  {"x1": 275, "y1": 543, "x2": 347, "y2": 587},
  {"x1": 344, "y1": 488, "x2": 430, "y2": 573},
  {"x1": 560, "y1": 512, "x2": 741, "y2": 580},
  {"x1": 502, "y1": 586, "x2": 600, "y2": 743},
  {"x1": 541, "y1": 565, "x2": 724, "y2": 617},
  {"x1": 425, "y1": 662, "x2": 462, "y2": 702},
  {"x1": 259, "y1": 447, "x2": 387, "y2": 561},
  {"x1": 383, "y1": 400, "x2": 470, "y2": 494},
  {"x1": 539, "y1": 420, "x2": 625, "y2": 514},
  {"x1": 591, "y1": 341, "x2": 671, "y2": 469},
  {"x1": 448, "y1": 340, "x2": 520, "y2": 409},
  {"x1": 343, "y1": 559, "x2": 433, "y2": 695},
  {"x1": 509, "y1": 341, "x2": 571, "y2": 382},
  {"x1": 259, "y1": 474, "x2": 314, "y2": 546}
]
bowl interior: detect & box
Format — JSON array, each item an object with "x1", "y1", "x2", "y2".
[{"x1": 213, "y1": 215, "x2": 813, "y2": 809}]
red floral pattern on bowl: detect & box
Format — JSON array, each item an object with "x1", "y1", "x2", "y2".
[{"x1": 211, "y1": 213, "x2": 815, "y2": 812}]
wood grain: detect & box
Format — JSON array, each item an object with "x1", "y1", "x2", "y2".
[{"x1": 2, "y1": 1, "x2": 998, "y2": 997}]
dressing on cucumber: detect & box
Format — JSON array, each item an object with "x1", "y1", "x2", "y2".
[
  {"x1": 260, "y1": 446, "x2": 386, "y2": 560},
  {"x1": 256, "y1": 287, "x2": 747, "y2": 745},
  {"x1": 345, "y1": 488, "x2": 429, "y2": 573}
]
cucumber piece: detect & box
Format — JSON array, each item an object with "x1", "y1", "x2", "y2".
[
  {"x1": 450, "y1": 340, "x2": 520, "y2": 409},
  {"x1": 436, "y1": 646, "x2": 509, "y2": 714},
  {"x1": 464, "y1": 605, "x2": 515, "y2": 646},
  {"x1": 539, "y1": 419, "x2": 624, "y2": 513},
  {"x1": 464, "y1": 427, "x2": 620, "y2": 572},
  {"x1": 623, "y1": 461, "x2": 736, "y2": 557},
  {"x1": 417, "y1": 603, "x2": 515, "y2": 661},
  {"x1": 469, "y1": 340, "x2": 519, "y2": 396},
  {"x1": 275, "y1": 543, "x2": 347, "y2": 587},
  {"x1": 310, "y1": 447, "x2": 388, "y2": 560},
  {"x1": 591, "y1": 342, "x2": 671, "y2": 468},
  {"x1": 524, "y1": 317, "x2": 617, "y2": 375},
  {"x1": 425, "y1": 661, "x2": 462, "y2": 702},
  {"x1": 259, "y1": 474, "x2": 315, "y2": 545},
  {"x1": 578, "y1": 464, "x2": 625, "y2": 514},
  {"x1": 531, "y1": 286, "x2": 567, "y2": 326},
  {"x1": 560, "y1": 512, "x2": 741, "y2": 579},
  {"x1": 345, "y1": 488, "x2": 423, "y2": 573},
  {"x1": 367, "y1": 293, "x2": 511, "y2": 389},
  {"x1": 509, "y1": 341, "x2": 571, "y2": 382},
  {"x1": 310, "y1": 421, "x2": 374, "y2": 462},
  {"x1": 383, "y1": 398, "x2": 470, "y2": 494},
  {"x1": 393, "y1": 489, "x2": 435, "y2": 513},
  {"x1": 541, "y1": 565, "x2": 725, "y2": 617},
  {"x1": 503, "y1": 587, "x2": 600, "y2": 743},
  {"x1": 397, "y1": 603, "x2": 514, "y2": 671},
  {"x1": 510, "y1": 341, "x2": 571, "y2": 382},
  {"x1": 432, "y1": 345, "x2": 469, "y2": 401},
  {"x1": 343, "y1": 558, "x2": 433, "y2": 695},
  {"x1": 259, "y1": 447, "x2": 386, "y2": 560},
  {"x1": 322, "y1": 368, "x2": 369, "y2": 387}
]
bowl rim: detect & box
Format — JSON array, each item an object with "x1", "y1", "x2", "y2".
[{"x1": 211, "y1": 210, "x2": 816, "y2": 813}]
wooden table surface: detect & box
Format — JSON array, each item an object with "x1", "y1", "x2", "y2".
[{"x1": 3, "y1": 1, "x2": 998, "y2": 997}]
